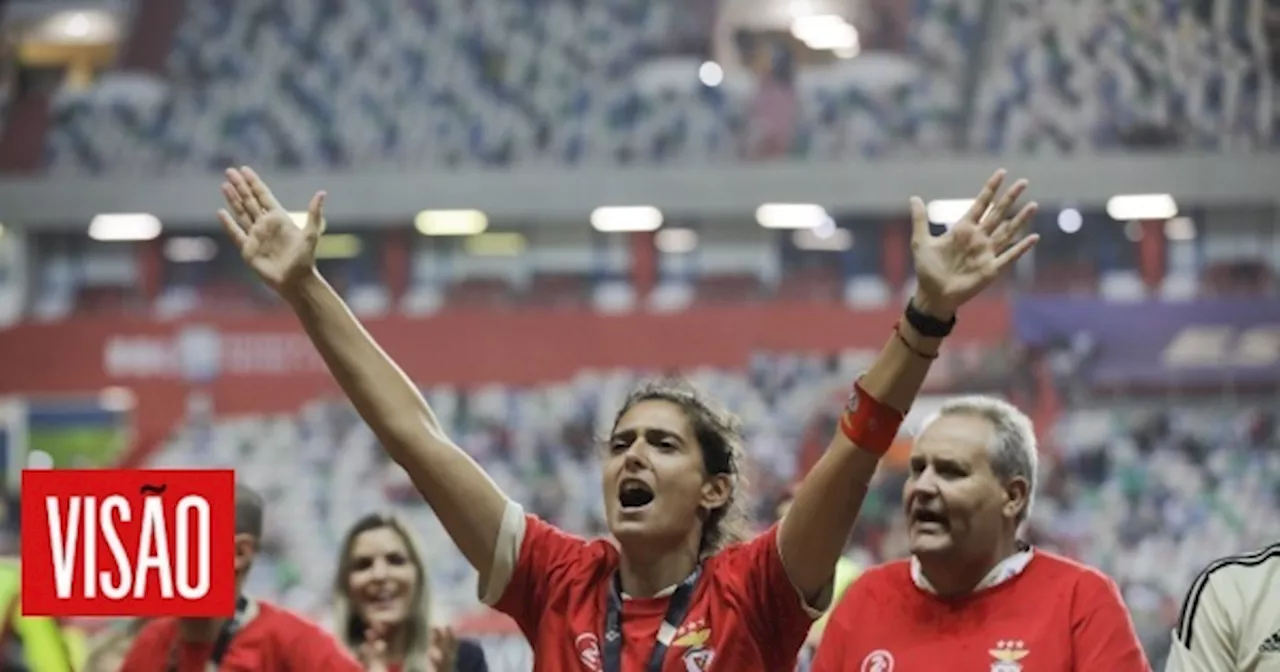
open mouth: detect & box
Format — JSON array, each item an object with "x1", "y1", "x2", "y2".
[
  {"x1": 618, "y1": 479, "x2": 656, "y2": 510},
  {"x1": 911, "y1": 509, "x2": 949, "y2": 529},
  {"x1": 362, "y1": 586, "x2": 404, "y2": 609}
]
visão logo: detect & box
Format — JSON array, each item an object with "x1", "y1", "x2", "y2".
[{"x1": 20, "y1": 469, "x2": 236, "y2": 617}]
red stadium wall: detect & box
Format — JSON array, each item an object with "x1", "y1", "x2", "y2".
[{"x1": 0, "y1": 300, "x2": 1011, "y2": 464}]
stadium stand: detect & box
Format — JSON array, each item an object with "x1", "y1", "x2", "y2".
[
  {"x1": 44, "y1": 0, "x2": 989, "y2": 173},
  {"x1": 40, "y1": 0, "x2": 1280, "y2": 175},
  {"x1": 973, "y1": 0, "x2": 1279, "y2": 153}
]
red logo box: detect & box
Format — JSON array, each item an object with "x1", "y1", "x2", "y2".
[{"x1": 20, "y1": 469, "x2": 236, "y2": 617}]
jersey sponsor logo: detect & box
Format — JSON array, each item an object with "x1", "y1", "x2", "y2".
[
  {"x1": 1260, "y1": 630, "x2": 1280, "y2": 654},
  {"x1": 859, "y1": 649, "x2": 894, "y2": 672},
  {"x1": 988, "y1": 640, "x2": 1029, "y2": 672},
  {"x1": 20, "y1": 469, "x2": 236, "y2": 618},
  {"x1": 574, "y1": 632, "x2": 602, "y2": 671}
]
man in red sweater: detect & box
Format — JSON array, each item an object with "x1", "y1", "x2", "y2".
[
  {"x1": 120, "y1": 484, "x2": 365, "y2": 671},
  {"x1": 812, "y1": 397, "x2": 1150, "y2": 671}
]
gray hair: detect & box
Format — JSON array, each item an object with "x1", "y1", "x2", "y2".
[{"x1": 921, "y1": 396, "x2": 1039, "y2": 525}]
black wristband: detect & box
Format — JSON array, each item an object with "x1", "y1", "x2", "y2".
[{"x1": 904, "y1": 299, "x2": 956, "y2": 338}]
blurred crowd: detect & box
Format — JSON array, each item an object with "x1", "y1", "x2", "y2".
[{"x1": 37, "y1": 0, "x2": 1278, "y2": 174}]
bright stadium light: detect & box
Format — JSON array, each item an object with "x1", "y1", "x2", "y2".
[
  {"x1": 791, "y1": 15, "x2": 859, "y2": 51},
  {"x1": 415, "y1": 209, "x2": 488, "y2": 236},
  {"x1": 1106, "y1": 194, "x2": 1178, "y2": 221},
  {"x1": 1057, "y1": 208, "x2": 1082, "y2": 234},
  {"x1": 590, "y1": 206, "x2": 663, "y2": 232},
  {"x1": 698, "y1": 62, "x2": 724, "y2": 87},
  {"x1": 464, "y1": 232, "x2": 527, "y2": 256},
  {"x1": 315, "y1": 234, "x2": 362, "y2": 259},
  {"x1": 755, "y1": 203, "x2": 830, "y2": 229},
  {"x1": 88, "y1": 213, "x2": 161, "y2": 241}
]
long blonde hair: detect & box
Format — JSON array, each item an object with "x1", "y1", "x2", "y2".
[{"x1": 332, "y1": 513, "x2": 432, "y2": 672}]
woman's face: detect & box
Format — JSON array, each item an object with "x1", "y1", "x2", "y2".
[
  {"x1": 602, "y1": 400, "x2": 728, "y2": 550},
  {"x1": 346, "y1": 526, "x2": 419, "y2": 627}
]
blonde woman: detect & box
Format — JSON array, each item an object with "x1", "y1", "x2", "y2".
[{"x1": 335, "y1": 513, "x2": 487, "y2": 672}]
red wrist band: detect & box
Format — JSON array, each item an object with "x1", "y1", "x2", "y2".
[{"x1": 838, "y1": 379, "x2": 905, "y2": 456}]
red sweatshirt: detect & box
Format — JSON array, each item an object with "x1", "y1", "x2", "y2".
[
  {"x1": 812, "y1": 550, "x2": 1151, "y2": 672},
  {"x1": 120, "y1": 600, "x2": 362, "y2": 671}
]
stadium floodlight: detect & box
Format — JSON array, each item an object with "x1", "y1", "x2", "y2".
[
  {"x1": 464, "y1": 232, "x2": 527, "y2": 256},
  {"x1": 315, "y1": 234, "x2": 362, "y2": 259},
  {"x1": 698, "y1": 62, "x2": 724, "y2": 87},
  {"x1": 590, "y1": 206, "x2": 663, "y2": 232},
  {"x1": 415, "y1": 209, "x2": 488, "y2": 236},
  {"x1": 791, "y1": 15, "x2": 859, "y2": 51},
  {"x1": 1106, "y1": 194, "x2": 1177, "y2": 221},
  {"x1": 655, "y1": 227, "x2": 698, "y2": 254},
  {"x1": 755, "y1": 203, "x2": 829, "y2": 230},
  {"x1": 1057, "y1": 208, "x2": 1083, "y2": 234},
  {"x1": 88, "y1": 213, "x2": 161, "y2": 241}
]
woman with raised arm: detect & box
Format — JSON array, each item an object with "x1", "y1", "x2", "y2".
[{"x1": 216, "y1": 166, "x2": 1038, "y2": 672}]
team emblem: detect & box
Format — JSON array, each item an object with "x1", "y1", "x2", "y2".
[
  {"x1": 988, "y1": 640, "x2": 1029, "y2": 672},
  {"x1": 574, "y1": 633, "x2": 602, "y2": 671},
  {"x1": 860, "y1": 649, "x2": 894, "y2": 672}
]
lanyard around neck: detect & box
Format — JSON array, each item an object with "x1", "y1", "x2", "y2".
[{"x1": 602, "y1": 567, "x2": 701, "y2": 672}]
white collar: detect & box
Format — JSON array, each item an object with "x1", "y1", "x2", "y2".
[
  {"x1": 621, "y1": 582, "x2": 680, "y2": 600},
  {"x1": 910, "y1": 546, "x2": 1034, "y2": 595}
]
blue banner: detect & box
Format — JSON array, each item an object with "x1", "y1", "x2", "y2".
[{"x1": 1013, "y1": 298, "x2": 1280, "y2": 386}]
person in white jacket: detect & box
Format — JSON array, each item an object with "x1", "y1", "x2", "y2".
[{"x1": 1166, "y1": 542, "x2": 1280, "y2": 672}]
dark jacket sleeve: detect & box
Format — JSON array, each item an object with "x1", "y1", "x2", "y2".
[{"x1": 454, "y1": 639, "x2": 488, "y2": 672}]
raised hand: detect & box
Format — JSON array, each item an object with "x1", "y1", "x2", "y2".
[
  {"x1": 217, "y1": 166, "x2": 326, "y2": 294},
  {"x1": 908, "y1": 169, "x2": 1040, "y2": 316},
  {"x1": 427, "y1": 626, "x2": 459, "y2": 672}
]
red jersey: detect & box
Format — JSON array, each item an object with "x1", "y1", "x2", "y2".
[
  {"x1": 487, "y1": 509, "x2": 818, "y2": 671},
  {"x1": 120, "y1": 599, "x2": 362, "y2": 671},
  {"x1": 811, "y1": 550, "x2": 1150, "y2": 672}
]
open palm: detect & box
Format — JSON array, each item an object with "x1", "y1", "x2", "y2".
[
  {"x1": 217, "y1": 167, "x2": 325, "y2": 293},
  {"x1": 909, "y1": 169, "x2": 1040, "y2": 314}
]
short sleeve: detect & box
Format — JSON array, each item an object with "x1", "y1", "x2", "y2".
[
  {"x1": 489, "y1": 507, "x2": 600, "y2": 639},
  {"x1": 717, "y1": 524, "x2": 823, "y2": 670},
  {"x1": 1070, "y1": 570, "x2": 1150, "y2": 671},
  {"x1": 1166, "y1": 572, "x2": 1237, "y2": 672}
]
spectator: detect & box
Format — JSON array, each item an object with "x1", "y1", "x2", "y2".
[{"x1": 333, "y1": 512, "x2": 487, "y2": 672}]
